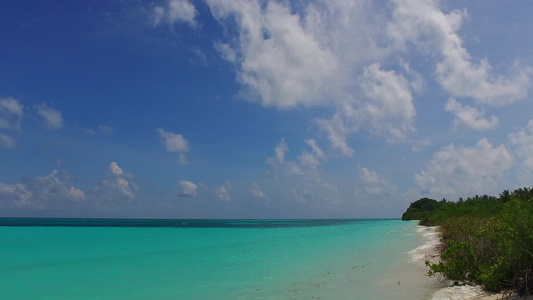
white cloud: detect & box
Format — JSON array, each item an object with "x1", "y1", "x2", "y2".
[
  {"x1": 153, "y1": 0, "x2": 198, "y2": 27},
  {"x1": 93, "y1": 162, "x2": 136, "y2": 200},
  {"x1": 248, "y1": 182, "x2": 265, "y2": 199},
  {"x1": 265, "y1": 138, "x2": 342, "y2": 208},
  {"x1": 411, "y1": 139, "x2": 431, "y2": 152},
  {"x1": 32, "y1": 169, "x2": 85, "y2": 203},
  {"x1": 399, "y1": 59, "x2": 424, "y2": 93},
  {"x1": 68, "y1": 187, "x2": 85, "y2": 200},
  {"x1": 36, "y1": 103, "x2": 63, "y2": 130},
  {"x1": 316, "y1": 114, "x2": 354, "y2": 156},
  {"x1": 157, "y1": 128, "x2": 189, "y2": 152},
  {"x1": 267, "y1": 138, "x2": 326, "y2": 177},
  {"x1": 214, "y1": 42, "x2": 237, "y2": 63},
  {"x1": 360, "y1": 167, "x2": 382, "y2": 184},
  {"x1": 0, "y1": 183, "x2": 32, "y2": 208},
  {"x1": 0, "y1": 97, "x2": 24, "y2": 130},
  {"x1": 445, "y1": 98, "x2": 498, "y2": 131},
  {"x1": 316, "y1": 63, "x2": 417, "y2": 152},
  {"x1": 109, "y1": 162, "x2": 124, "y2": 176},
  {"x1": 215, "y1": 182, "x2": 232, "y2": 201},
  {"x1": 202, "y1": 0, "x2": 530, "y2": 156},
  {"x1": 415, "y1": 138, "x2": 514, "y2": 197},
  {"x1": 207, "y1": 0, "x2": 343, "y2": 109},
  {"x1": 359, "y1": 167, "x2": 394, "y2": 195},
  {"x1": 178, "y1": 180, "x2": 198, "y2": 197},
  {"x1": 387, "y1": 0, "x2": 530, "y2": 105},
  {"x1": 88, "y1": 163, "x2": 149, "y2": 211},
  {"x1": 298, "y1": 139, "x2": 325, "y2": 169},
  {"x1": 157, "y1": 128, "x2": 190, "y2": 165},
  {"x1": 0, "y1": 169, "x2": 85, "y2": 209},
  {"x1": 360, "y1": 63, "x2": 416, "y2": 141},
  {"x1": 266, "y1": 138, "x2": 288, "y2": 167},
  {"x1": 0, "y1": 133, "x2": 17, "y2": 149},
  {"x1": 509, "y1": 119, "x2": 533, "y2": 169}
]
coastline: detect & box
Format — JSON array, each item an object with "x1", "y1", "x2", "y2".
[{"x1": 416, "y1": 225, "x2": 527, "y2": 300}]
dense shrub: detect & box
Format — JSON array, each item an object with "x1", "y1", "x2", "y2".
[{"x1": 403, "y1": 187, "x2": 533, "y2": 294}]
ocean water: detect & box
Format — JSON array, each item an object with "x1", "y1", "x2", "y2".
[{"x1": 0, "y1": 219, "x2": 444, "y2": 300}]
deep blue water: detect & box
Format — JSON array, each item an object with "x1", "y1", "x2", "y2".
[{"x1": 0, "y1": 217, "x2": 391, "y2": 228}]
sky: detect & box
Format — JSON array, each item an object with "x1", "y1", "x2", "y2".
[{"x1": 1, "y1": 0, "x2": 533, "y2": 219}]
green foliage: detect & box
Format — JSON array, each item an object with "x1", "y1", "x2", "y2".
[
  {"x1": 402, "y1": 197, "x2": 439, "y2": 221},
  {"x1": 427, "y1": 240, "x2": 479, "y2": 283},
  {"x1": 406, "y1": 187, "x2": 533, "y2": 294}
]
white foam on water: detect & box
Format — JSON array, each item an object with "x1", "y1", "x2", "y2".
[{"x1": 431, "y1": 285, "x2": 485, "y2": 300}]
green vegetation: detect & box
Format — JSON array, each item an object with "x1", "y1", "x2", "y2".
[{"x1": 403, "y1": 187, "x2": 533, "y2": 295}]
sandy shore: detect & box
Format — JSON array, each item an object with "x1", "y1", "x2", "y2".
[
  {"x1": 432, "y1": 285, "x2": 528, "y2": 300},
  {"x1": 414, "y1": 226, "x2": 531, "y2": 300},
  {"x1": 474, "y1": 293, "x2": 531, "y2": 300}
]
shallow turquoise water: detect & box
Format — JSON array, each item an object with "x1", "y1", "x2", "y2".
[{"x1": 0, "y1": 219, "x2": 433, "y2": 299}]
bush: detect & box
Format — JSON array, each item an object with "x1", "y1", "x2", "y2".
[
  {"x1": 427, "y1": 240, "x2": 479, "y2": 283},
  {"x1": 425, "y1": 199, "x2": 533, "y2": 293}
]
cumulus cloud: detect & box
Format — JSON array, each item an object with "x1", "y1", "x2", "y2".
[
  {"x1": 265, "y1": 138, "x2": 341, "y2": 207},
  {"x1": 268, "y1": 138, "x2": 327, "y2": 177},
  {"x1": 316, "y1": 63, "x2": 417, "y2": 152},
  {"x1": 0, "y1": 163, "x2": 153, "y2": 214},
  {"x1": 208, "y1": 0, "x2": 342, "y2": 109},
  {"x1": 157, "y1": 128, "x2": 190, "y2": 165},
  {"x1": 360, "y1": 63, "x2": 416, "y2": 141},
  {"x1": 157, "y1": 128, "x2": 189, "y2": 152},
  {"x1": 214, "y1": 42, "x2": 237, "y2": 63},
  {"x1": 178, "y1": 180, "x2": 198, "y2": 197},
  {"x1": 509, "y1": 119, "x2": 533, "y2": 169},
  {"x1": 215, "y1": 182, "x2": 231, "y2": 201},
  {"x1": 36, "y1": 103, "x2": 63, "y2": 130},
  {"x1": 266, "y1": 138, "x2": 288, "y2": 167},
  {"x1": 298, "y1": 139, "x2": 325, "y2": 170},
  {"x1": 0, "y1": 133, "x2": 17, "y2": 149},
  {"x1": 153, "y1": 0, "x2": 198, "y2": 27},
  {"x1": 0, "y1": 97, "x2": 24, "y2": 130},
  {"x1": 92, "y1": 162, "x2": 137, "y2": 202},
  {"x1": 387, "y1": 0, "x2": 530, "y2": 105},
  {"x1": 445, "y1": 98, "x2": 498, "y2": 131},
  {"x1": 109, "y1": 162, "x2": 124, "y2": 176},
  {"x1": 248, "y1": 182, "x2": 265, "y2": 199},
  {"x1": 359, "y1": 167, "x2": 394, "y2": 195},
  {"x1": 202, "y1": 0, "x2": 530, "y2": 155},
  {"x1": 0, "y1": 183, "x2": 32, "y2": 208},
  {"x1": 415, "y1": 138, "x2": 514, "y2": 197},
  {"x1": 0, "y1": 169, "x2": 84, "y2": 210},
  {"x1": 315, "y1": 114, "x2": 354, "y2": 156}
]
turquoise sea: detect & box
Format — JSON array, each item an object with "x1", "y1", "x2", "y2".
[{"x1": 0, "y1": 219, "x2": 443, "y2": 299}]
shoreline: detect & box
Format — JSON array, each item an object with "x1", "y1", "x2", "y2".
[{"x1": 414, "y1": 225, "x2": 526, "y2": 300}]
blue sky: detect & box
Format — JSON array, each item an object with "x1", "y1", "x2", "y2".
[{"x1": 1, "y1": 0, "x2": 533, "y2": 218}]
